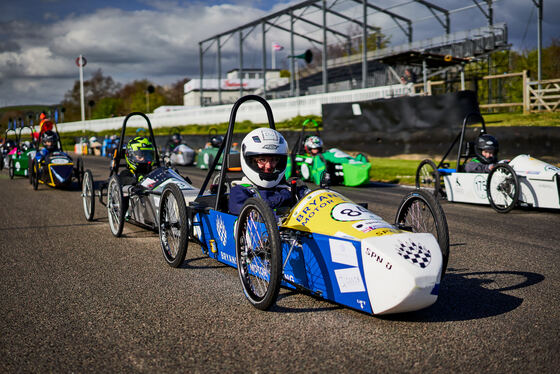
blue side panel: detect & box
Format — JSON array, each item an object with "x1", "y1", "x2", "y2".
[
  {"x1": 282, "y1": 233, "x2": 373, "y2": 314},
  {"x1": 197, "y1": 210, "x2": 238, "y2": 268},
  {"x1": 438, "y1": 168, "x2": 456, "y2": 174}
]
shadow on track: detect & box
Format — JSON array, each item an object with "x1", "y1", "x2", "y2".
[{"x1": 381, "y1": 269, "x2": 545, "y2": 322}]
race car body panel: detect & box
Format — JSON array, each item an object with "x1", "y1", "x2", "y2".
[
  {"x1": 9, "y1": 149, "x2": 35, "y2": 177},
  {"x1": 361, "y1": 233, "x2": 441, "y2": 314},
  {"x1": 443, "y1": 172, "x2": 489, "y2": 205},
  {"x1": 509, "y1": 155, "x2": 560, "y2": 209},
  {"x1": 36, "y1": 152, "x2": 74, "y2": 187},
  {"x1": 125, "y1": 167, "x2": 200, "y2": 228},
  {"x1": 169, "y1": 144, "x2": 195, "y2": 166},
  {"x1": 193, "y1": 188, "x2": 443, "y2": 315}
]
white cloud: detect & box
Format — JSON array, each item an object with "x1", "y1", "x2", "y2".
[{"x1": 0, "y1": 0, "x2": 558, "y2": 106}]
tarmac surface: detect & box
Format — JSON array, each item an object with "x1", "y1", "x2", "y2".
[{"x1": 1, "y1": 155, "x2": 559, "y2": 373}]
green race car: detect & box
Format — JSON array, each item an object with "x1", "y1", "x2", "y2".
[
  {"x1": 8, "y1": 124, "x2": 37, "y2": 179},
  {"x1": 195, "y1": 129, "x2": 238, "y2": 169},
  {"x1": 285, "y1": 119, "x2": 371, "y2": 187}
]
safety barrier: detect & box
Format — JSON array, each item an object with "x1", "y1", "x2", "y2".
[{"x1": 57, "y1": 84, "x2": 412, "y2": 133}]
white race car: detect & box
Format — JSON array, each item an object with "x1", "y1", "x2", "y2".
[{"x1": 416, "y1": 113, "x2": 560, "y2": 213}]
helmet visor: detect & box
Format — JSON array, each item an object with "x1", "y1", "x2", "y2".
[{"x1": 128, "y1": 149, "x2": 154, "y2": 164}]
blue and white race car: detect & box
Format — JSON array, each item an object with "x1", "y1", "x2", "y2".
[{"x1": 158, "y1": 95, "x2": 450, "y2": 315}]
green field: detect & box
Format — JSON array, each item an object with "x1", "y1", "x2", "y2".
[{"x1": 367, "y1": 157, "x2": 455, "y2": 185}]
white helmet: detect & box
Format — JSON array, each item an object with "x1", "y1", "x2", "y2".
[
  {"x1": 240, "y1": 128, "x2": 288, "y2": 188},
  {"x1": 304, "y1": 135, "x2": 323, "y2": 153}
]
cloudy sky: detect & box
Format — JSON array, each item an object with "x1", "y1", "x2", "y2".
[{"x1": 0, "y1": 0, "x2": 558, "y2": 107}]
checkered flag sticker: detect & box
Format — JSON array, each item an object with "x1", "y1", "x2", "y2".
[
  {"x1": 395, "y1": 240, "x2": 431, "y2": 268},
  {"x1": 216, "y1": 216, "x2": 227, "y2": 247}
]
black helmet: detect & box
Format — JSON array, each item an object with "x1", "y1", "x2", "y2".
[
  {"x1": 42, "y1": 130, "x2": 59, "y2": 151},
  {"x1": 475, "y1": 134, "x2": 499, "y2": 164},
  {"x1": 5, "y1": 140, "x2": 16, "y2": 150},
  {"x1": 210, "y1": 135, "x2": 224, "y2": 148},
  {"x1": 171, "y1": 133, "x2": 182, "y2": 144}
]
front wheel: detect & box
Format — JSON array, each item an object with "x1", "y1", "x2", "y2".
[
  {"x1": 235, "y1": 197, "x2": 282, "y2": 310},
  {"x1": 8, "y1": 158, "x2": 14, "y2": 179},
  {"x1": 159, "y1": 183, "x2": 189, "y2": 268},
  {"x1": 107, "y1": 174, "x2": 125, "y2": 237},
  {"x1": 415, "y1": 159, "x2": 440, "y2": 197},
  {"x1": 487, "y1": 163, "x2": 519, "y2": 213},
  {"x1": 75, "y1": 157, "x2": 84, "y2": 186},
  {"x1": 395, "y1": 189, "x2": 449, "y2": 277},
  {"x1": 82, "y1": 169, "x2": 95, "y2": 221}
]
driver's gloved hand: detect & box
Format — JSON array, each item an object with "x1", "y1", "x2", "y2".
[{"x1": 130, "y1": 184, "x2": 147, "y2": 195}]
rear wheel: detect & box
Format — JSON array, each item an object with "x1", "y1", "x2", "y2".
[
  {"x1": 107, "y1": 174, "x2": 125, "y2": 237},
  {"x1": 415, "y1": 159, "x2": 440, "y2": 197},
  {"x1": 28, "y1": 155, "x2": 33, "y2": 184},
  {"x1": 8, "y1": 158, "x2": 14, "y2": 179},
  {"x1": 82, "y1": 169, "x2": 95, "y2": 221},
  {"x1": 395, "y1": 189, "x2": 449, "y2": 277},
  {"x1": 31, "y1": 160, "x2": 39, "y2": 190},
  {"x1": 159, "y1": 184, "x2": 189, "y2": 267},
  {"x1": 235, "y1": 197, "x2": 282, "y2": 310},
  {"x1": 487, "y1": 163, "x2": 519, "y2": 213}
]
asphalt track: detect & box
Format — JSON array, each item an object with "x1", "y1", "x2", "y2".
[{"x1": 1, "y1": 154, "x2": 559, "y2": 373}]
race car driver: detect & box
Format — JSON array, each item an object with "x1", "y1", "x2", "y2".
[
  {"x1": 465, "y1": 134, "x2": 499, "y2": 173},
  {"x1": 167, "y1": 133, "x2": 183, "y2": 151},
  {"x1": 120, "y1": 136, "x2": 155, "y2": 185},
  {"x1": 304, "y1": 135, "x2": 323, "y2": 156},
  {"x1": 228, "y1": 128, "x2": 308, "y2": 215},
  {"x1": 35, "y1": 130, "x2": 60, "y2": 163}
]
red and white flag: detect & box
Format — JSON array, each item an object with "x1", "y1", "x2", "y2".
[{"x1": 272, "y1": 42, "x2": 284, "y2": 51}]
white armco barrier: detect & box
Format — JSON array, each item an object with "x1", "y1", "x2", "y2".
[{"x1": 57, "y1": 84, "x2": 412, "y2": 133}]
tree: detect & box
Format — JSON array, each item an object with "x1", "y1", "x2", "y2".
[
  {"x1": 162, "y1": 78, "x2": 190, "y2": 105},
  {"x1": 61, "y1": 69, "x2": 121, "y2": 121}
]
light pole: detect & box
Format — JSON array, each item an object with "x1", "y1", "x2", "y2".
[
  {"x1": 76, "y1": 55, "x2": 87, "y2": 132},
  {"x1": 146, "y1": 85, "x2": 155, "y2": 112}
]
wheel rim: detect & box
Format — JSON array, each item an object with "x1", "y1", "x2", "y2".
[
  {"x1": 400, "y1": 199, "x2": 438, "y2": 239},
  {"x1": 418, "y1": 163, "x2": 436, "y2": 190},
  {"x1": 107, "y1": 179, "x2": 121, "y2": 234},
  {"x1": 238, "y1": 208, "x2": 272, "y2": 301},
  {"x1": 82, "y1": 174, "x2": 93, "y2": 218},
  {"x1": 489, "y1": 167, "x2": 516, "y2": 210},
  {"x1": 160, "y1": 190, "x2": 181, "y2": 261}
]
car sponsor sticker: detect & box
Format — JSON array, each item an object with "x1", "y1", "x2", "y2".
[
  {"x1": 473, "y1": 174, "x2": 487, "y2": 199},
  {"x1": 50, "y1": 158, "x2": 70, "y2": 164},
  {"x1": 352, "y1": 220, "x2": 393, "y2": 233}
]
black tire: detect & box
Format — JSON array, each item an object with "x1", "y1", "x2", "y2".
[
  {"x1": 395, "y1": 189, "x2": 449, "y2": 278},
  {"x1": 107, "y1": 174, "x2": 125, "y2": 237},
  {"x1": 75, "y1": 157, "x2": 84, "y2": 186},
  {"x1": 207, "y1": 154, "x2": 214, "y2": 170},
  {"x1": 487, "y1": 163, "x2": 519, "y2": 213},
  {"x1": 28, "y1": 155, "x2": 33, "y2": 184},
  {"x1": 235, "y1": 197, "x2": 282, "y2": 310},
  {"x1": 31, "y1": 160, "x2": 39, "y2": 190},
  {"x1": 159, "y1": 183, "x2": 189, "y2": 268},
  {"x1": 82, "y1": 169, "x2": 95, "y2": 221},
  {"x1": 8, "y1": 158, "x2": 14, "y2": 179},
  {"x1": 415, "y1": 159, "x2": 440, "y2": 197}
]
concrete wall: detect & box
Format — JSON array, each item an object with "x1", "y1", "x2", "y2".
[{"x1": 57, "y1": 84, "x2": 413, "y2": 133}]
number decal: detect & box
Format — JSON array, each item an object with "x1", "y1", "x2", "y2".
[{"x1": 331, "y1": 202, "x2": 383, "y2": 222}]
